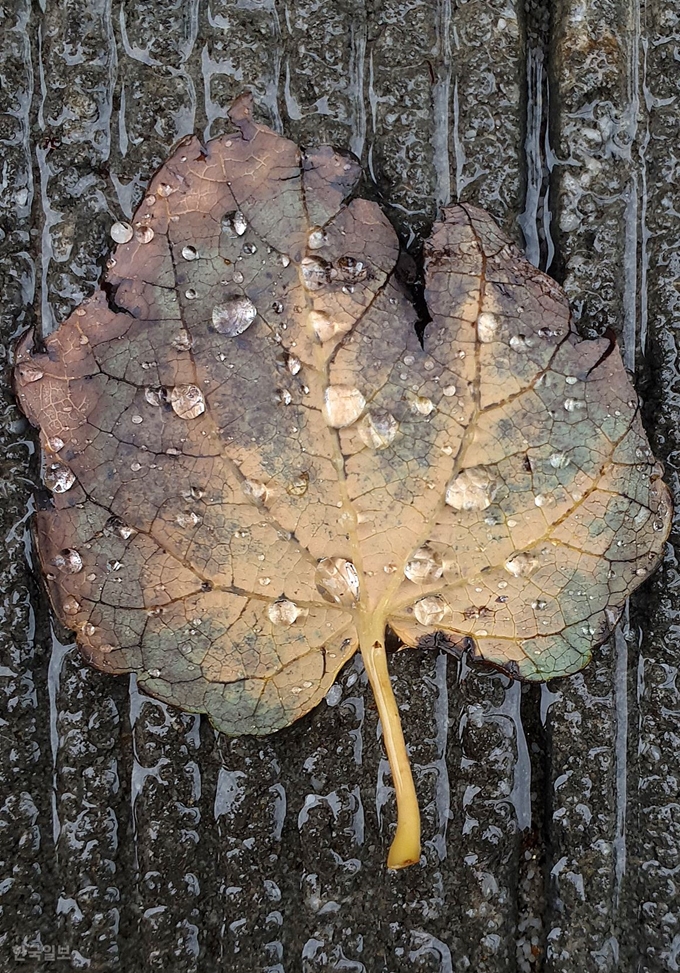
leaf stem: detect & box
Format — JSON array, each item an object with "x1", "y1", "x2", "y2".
[{"x1": 358, "y1": 613, "x2": 421, "y2": 869}]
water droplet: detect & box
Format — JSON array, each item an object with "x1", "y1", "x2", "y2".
[
  {"x1": 276, "y1": 388, "x2": 293, "y2": 405},
  {"x1": 280, "y1": 253, "x2": 291, "y2": 268},
  {"x1": 564, "y1": 398, "x2": 586, "y2": 412},
  {"x1": 404, "y1": 545, "x2": 443, "y2": 584},
  {"x1": 46, "y1": 436, "x2": 65, "y2": 452},
  {"x1": 315, "y1": 557, "x2": 360, "y2": 606},
  {"x1": 446, "y1": 467, "x2": 497, "y2": 511},
  {"x1": 148, "y1": 668, "x2": 161, "y2": 678},
  {"x1": 169, "y1": 385, "x2": 206, "y2": 420},
  {"x1": 565, "y1": 375, "x2": 578, "y2": 385},
  {"x1": 53, "y1": 548, "x2": 83, "y2": 574},
  {"x1": 358, "y1": 411, "x2": 399, "y2": 450},
  {"x1": 62, "y1": 597, "x2": 81, "y2": 615},
  {"x1": 308, "y1": 310, "x2": 349, "y2": 343},
  {"x1": 144, "y1": 387, "x2": 163, "y2": 407},
  {"x1": 336, "y1": 255, "x2": 367, "y2": 283},
  {"x1": 509, "y1": 333, "x2": 534, "y2": 351},
  {"x1": 157, "y1": 182, "x2": 176, "y2": 197},
  {"x1": 135, "y1": 224, "x2": 154, "y2": 244},
  {"x1": 259, "y1": 577, "x2": 272, "y2": 586},
  {"x1": 17, "y1": 363, "x2": 43, "y2": 383},
  {"x1": 172, "y1": 330, "x2": 193, "y2": 351},
  {"x1": 185, "y1": 288, "x2": 197, "y2": 300},
  {"x1": 410, "y1": 396, "x2": 435, "y2": 416},
  {"x1": 222, "y1": 210, "x2": 248, "y2": 236},
  {"x1": 212, "y1": 296, "x2": 257, "y2": 336},
  {"x1": 323, "y1": 386, "x2": 366, "y2": 428},
  {"x1": 534, "y1": 493, "x2": 554, "y2": 507},
  {"x1": 242, "y1": 479, "x2": 268, "y2": 504},
  {"x1": 233, "y1": 270, "x2": 244, "y2": 284},
  {"x1": 504, "y1": 552, "x2": 540, "y2": 577},
  {"x1": 131, "y1": 414, "x2": 143, "y2": 424},
  {"x1": 549, "y1": 451, "x2": 570, "y2": 469},
  {"x1": 44, "y1": 463, "x2": 76, "y2": 494},
  {"x1": 477, "y1": 312, "x2": 501, "y2": 343},
  {"x1": 286, "y1": 472, "x2": 309, "y2": 497},
  {"x1": 110, "y1": 221, "x2": 133, "y2": 244},
  {"x1": 414, "y1": 595, "x2": 448, "y2": 626},
  {"x1": 272, "y1": 301, "x2": 284, "y2": 314},
  {"x1": 182, "y1": 245, "x2": 198, "y2": 260},
  {"x1": 176, "y1": 511, "x2": 201, "y2": 528},
  {"x1": 300, "y1": 256, "x2": 329, "y2": 291},
  {"x1": 81, "y1": 622, "x2": 96, "y2": 637},
  {"x1": 268, "y1": 600, "x2": 303, "y2": 625},
  {"x1": 531, "y1": 600, "x2": 547, "y2": 610},
  {"x1": 442, "y1": 385, "x2": 457, "y2": 397},
  {"x1": 242, "y1": 243, "x2": 257, "y2": 255},
  {"x1": 286, "y1": 354, "x2": 301, "y2": 376},
  {"x1": 308, "y1": 228, "x2": 326, "y2": 249}
]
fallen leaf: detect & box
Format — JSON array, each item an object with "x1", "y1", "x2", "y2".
[{"x1": 14, "y1": 93, "x2": 672, "y2": 869}]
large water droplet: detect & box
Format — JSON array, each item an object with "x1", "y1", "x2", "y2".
[
  {"x1": 242, "y1": 478, "x2": 268, "y2": 504},
  {"x1": 477, "y1": 312, "x2": 501, "y2": 343},
  {"x1": 300, "y1": 256, "x2": 329, "y2": 291},
  {"x1": 222, "y1": 210, "x2": 248, "y2": 236},
  {"x1": 110, "y1": 221, "x2": 133, "y2": 244},
  {"x1": 323, "y1": 386, "x2": 366, "y2": 428},
  {"x1": 414, "y1": 595, "x2": 448, "y2": 626},
  {"x1": 315, "y1": 557, "x2": 360, "y2": 606},
  {"x1": 268, "y1": 599, "x2": 303, "y2": 625},
  {"x1": 446, "y1": 467, "x2": 497, "y2": 511},
  {"x1": 53, "y1": 548, "x2": 83, "y2": 574},
  {"x1": 504, "y1": 552, "x2": 541, "y2": 577},
  {"x1": 286, "y1": 472, "x2": 309, "y2": 497},
  {"x1": 358, "y1": 411, "x2": 399, "y2": 450},
  {"x1": 169, "y1": 385, "x2": 206, "y2": 420},
  {"x1": 44, "y1": 463, "x2": 76, "y2": 494},
  {"x1": 404, "y1": 545, "x2": 443, "y2": 584},
  {"x1": 212, "y1": 296, "x2": 257, "y2": 336},
  {"x1": 17, "y1": 363, "x2": 44, "y2": 384}
]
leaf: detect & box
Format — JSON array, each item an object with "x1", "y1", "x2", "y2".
[{"x1": 14, "y1": 93, "x2": 672, "y2": 869}]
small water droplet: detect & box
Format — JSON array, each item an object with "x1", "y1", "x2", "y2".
[
  {"x1": 549, "y1": 451, "x2": 570, "y2": 469},
  {"x1": 172, "y1": 330, "x2": 193, "y2": 351},
  {"x1": 272, "y1": 301, "x2": 284, "y2": 314},
  {"x1": 54, "y1": 548, "x2": 83, "y2": 574},
  {"x1": 509, "y1": 333, "x2": 534, "y2": 351},
  {"x1": 276, "y1": 388, "x2": 293, "y2": 405},
  {"x1": 185, "y1": 288, "x2": 197, "y2": 299},
  {"x1": 110, "y1": 221, "x2": 134, "y2": 244},
  {"x1": 280, "y1": 253, "x2": 291, "y2": 268},
  {"x1": 135, "y1": 224, "x2": 154, "y2": 244},
  {"x1": 176, "y1": 511, "x2": 201, "y2": 528},
  {"x1": 82, "y1": 622, "x2": 96, "y2": 637},
  {"x1": 286, "y1": 472, "x2": 309, "y2": 497},
  {"x1": 259, "y1": 577, "x2": 272, "y2": 586},
  {"x1": 182, "y1": 245, "x2": 198, "y2": 260},
  {"x1": 563, "y1": 398, "x2": 586, "y2": 412},
  {"x1": 131, "y1": 414, "x2": 143, "y2": 424},
  {"x1": 242, "y1": 243, "x2": 257, "y2": 255},
  {"x1": 286, "y1": 354, "x2": 301, "y2": 376},
  {"x1": 358, "y1": 411, "x2": 399, "y2": 450},
  {"x1": 17, "y1": 363, "x2": 43, "y2": 383},
  {"x1": 233, "y1": 270, "x2": 245, "y2": 284},
  {"x1": 410, "y1": 396, "x2": 435, "y2": 416},
  {"x1": 268, "y1": 600, "x2": 303, "y2": 625},
  {"x1": 323, "y1": 386, "x2": 366, "y2": 428},
  {"x1": 565, "y1": 375, "x2": 578, "y2": 385},
  {"x1": 169, "y1": 385, "x2": 206, "y2": 420},
  {"x1": 477, "y1": 312, "x2": 501, "y2": 343},
  {"x1": 442, "y1": 385, "x2": 457, "y2": 397},
  {"x1": 130, "y1": 462, "x2": 142, "y2": 472},
  {"x1": 308, "y1": 310, "x2": 349, "y2": 343},
  {"x1": 414, "y1": 595, "x2": 448, "y2": 626},
  {"x1": 446, "y1": 467, "x2": 497, "y2": 511},
  {"x1": 157, "y1": 182, "x2": 176, "y2": 197},
  {"x1": 300, "y1": 256, "x2": 329, "y2": 290},
  {"x1": 404, "y1": 545, "x2": 443, "y2": 584},
  {"x1": 336, "y1": 255, "x2": 367, "y2": 283},
  {"x1": 212, "y1": 296, "x2": 257, "y2": 336},
  {"x1": 504, "y1": 552, "x2": 540, "y2": 577},
  {"x1": 242, "y1": 479, "x2": 268, "y2": 504},
  {"x1": 62, "y1": 597, "x2": 81, "y2": 615},
  {"x1": 315, "y1": 557, "x2": 360, "y2": 606},
  {"x1": 44, "y1": 463, "x2": 76, "y2": 494},
  {"x1": 46, "y1": 436, "x2": 65, "y2": 452},
  {"x1": 222, "y1": 210, "x2": 248, "y2": 236},
  {"x1": 531, "y1": 600, "x2": 547, "y2": 610},
  {"x1": 534, "y1": 493, "x2": 554, "y2": 507},
  {"x1": 308, "y1": 228, "x2": 327, "y2": 249}
]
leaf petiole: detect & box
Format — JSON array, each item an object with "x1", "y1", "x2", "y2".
[{"x1": 358, "y1": 614, "x2": 421, "y2": 869}]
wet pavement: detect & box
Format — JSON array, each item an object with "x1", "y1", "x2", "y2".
[{"x1": 1, "y1": 0, "x2": 679, "y2": 970}]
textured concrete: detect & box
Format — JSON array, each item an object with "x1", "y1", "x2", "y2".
[{"x1": 0, "y1": 1, "x2": 678, "y2": 970}]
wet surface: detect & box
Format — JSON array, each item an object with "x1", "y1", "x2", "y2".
[{"x1": 1, "y1": 1, "x2": 679, "y2": 971}]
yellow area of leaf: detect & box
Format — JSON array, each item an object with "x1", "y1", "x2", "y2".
[{"x1": 14, "y1": 94, "x2": 671, "y2": 869}]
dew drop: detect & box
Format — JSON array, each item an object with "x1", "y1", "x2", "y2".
[
  {"x1": 182, "y1": 245, "x2": 198, "y2": 260},
  {"x1": 242, "y1": 243, "x2": 257, "y2": 255},
  {"x1": 323, "y1": 386, "x2": 366, "y2": 428},
  {"x1": 564, "y1": 398, "x2": 586, "y2": 412},
  {"x1": 308, "y1": 310, "x2": 350, "y2": 343},
  {"x1": 131, "y1": 415, "x2": 143, "y2": 424},
  {"x1": 446, "y1": 467, "x2": 497, "y2": 511},
  {"x1": 404, "y1": 545, "x2": 443, "y2": 584},
  {"x1": 185, "y1": 288, "x2": 197, "y2": 300},
  {"x1": 308, "y1": 229, "x2": 327, "y2": 249},
  {"x1": 44, "y1": 462, "x2": 76, "y2": 494},
  {"x1": 286, "y1": 354, "x2": 301, "y2": 376},
  {"x1": 477, "y1": 312, "x2": 501, "y2": 343},
  {"x1": 286, "y1": 472, "x2": 309, "y2": 497},
  {"x1": 410, "y1": 396, "x2": 435, "y2": 416},
  {"x1": 531, "y1": 599, "x2": 547, "y2": 610},
  {"x1": 268, "y1": 599, "x2": 303, "y2": 625},
  {"x1": 157, "y1": 182, "x2": 176, "y2": 197},
  {"x1": 46, "y1": 436, "x2": 65, "y2": 452},
  {"x1": 280, "y1": 253, "x2": 291, "y2": 268},
  {"x1": 357, "y1": 411, "x2": 399, "y2": 450},
  {"x1": 53, "y1": 548, "x2": 83, "y2": 574},
  {"x1": 442, "y1": 385, "x2": 457, "y2": 397},
  {"x1": 276, "y1": 388, "x2": 293, "y2": 405},
  {"x1": 222, "y1": 210, "x2": 248, "y2": 236},
  {"x1": 212, "y1": 295, "x2": 257, "y2": 336},
  {"x1": 504, "y1": 552, "x2": 541, "y2": 577},
  {"x1": 242, "y1": 479, "x2": 268, "y2": 504},
  {"x1": 176, "y1": 511, "x2": 201, "y2": 528},
  {"x1": 62, "y1": 597, "x2": 81, "y2": 615},
  {"x1": 82, "y1": 622, "x2": 96, "y2": 637},
  {"x1": 272, "y1": 301, "x2": 284, "y2": 314},
  {"x1": 336, "y1": 255, "x2": 367, "y2": 283},
  {"x1": 300, "y1": 256, "x2": 329, "y2": 291},
  {"x1": 233, "y1": 270, "x2": 245, "y2": 284},
  {"x1": 135, "y1": 224, "x2": 154, "y2": 244},
  {"x1": 110, "y1": 221, "x2": 134, "y2": 244},
  {"x1": 17, "y1": 363, "x2": 44, "y2": 384},
  {"x1": 315, "y1": 557, "x2": 360, "y2": 606},
  {"x1": 414, "y1": 595, "x2": 448, "y2": 626},
  {"x1": 169, "y1": 385, "x2": 206, "y2": 420},
  {"x1": 549, "y1": 451, "x2": 570, "y2": 469},
  {"x1": 172, "y1": 330, "x2": 193, "y2": 351}
]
